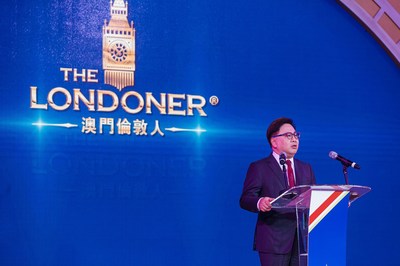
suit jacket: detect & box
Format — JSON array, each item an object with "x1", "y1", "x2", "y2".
[{"x1": 240, "y1": 153, "x2": 316, "y2": 254}]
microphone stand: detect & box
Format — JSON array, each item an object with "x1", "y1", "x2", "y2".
[
  {"x1": 279, "y1": 153, "x2": 288, "y2": 188},
  {"x1": 342, "y1": 164, "x2": 349, "y2": 185},
  {"x1": 282, "y1": 164, "x2": 288, "y2": 188}
]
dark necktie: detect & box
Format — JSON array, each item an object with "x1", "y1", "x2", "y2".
[{"x1": 286, "y1": 160, "x2": 295, "y2": 188}]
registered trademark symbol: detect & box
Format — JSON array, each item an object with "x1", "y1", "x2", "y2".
[{"x1": 209, "y1": 95, "x2": 219, "y2": 106}]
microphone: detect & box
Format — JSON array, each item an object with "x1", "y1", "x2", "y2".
[
  {"x1": 329, "y1": 151, "x2": 360, "y2": 170},
  {"x1": 279, "y1": 152, "x2": 287, "y2": 165}
]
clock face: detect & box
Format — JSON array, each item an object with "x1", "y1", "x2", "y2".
[{"x1": 109, "y1": 42, "x2": 128, "y2": 62}]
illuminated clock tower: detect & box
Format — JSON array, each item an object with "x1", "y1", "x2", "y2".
[{"x1": 102, "y1": 0, "x2": 135, "y2": 91}]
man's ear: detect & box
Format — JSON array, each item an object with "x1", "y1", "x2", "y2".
[{"x1": 271, "y1": 138, "x2": 277, "y2": 149}]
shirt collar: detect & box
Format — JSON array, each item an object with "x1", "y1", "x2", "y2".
[{"x1": 272, "y1": 151, "x2": 294, "y2": 166}]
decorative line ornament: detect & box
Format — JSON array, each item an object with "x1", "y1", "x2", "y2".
[
  {"x1": 165, "y1": 127, "x2": 207, "y2": 133},
  {"x1": 32, "y1": 122, "x2": 78, "y2": 128},
  {"x1": 102, "y1": 0, "x2": 136, "y2": 90}
]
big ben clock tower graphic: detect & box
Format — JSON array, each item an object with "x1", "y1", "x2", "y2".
[{"x1": 103, "y1": 0, "x2": 135, "y2": 91}]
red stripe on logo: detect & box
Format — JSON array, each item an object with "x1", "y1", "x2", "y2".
[{"x1": 309, "y1": 191, "x2": 343, "y2": 225}]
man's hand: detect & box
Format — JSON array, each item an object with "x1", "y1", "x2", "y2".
[{"x1": 259, "y1": 197, "x2": 274, "y2": 212}]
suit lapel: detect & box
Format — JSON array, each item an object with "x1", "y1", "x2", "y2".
[
  {"x1": 265, "y1": 154, "x2": 287, "y2": 189},
  {"x1": 294, "y1": 158, "x2": 304, "y2": 185}
]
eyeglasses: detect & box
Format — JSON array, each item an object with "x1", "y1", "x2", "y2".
[{"x1": 272, "y1": 132, "x2": 301, "y2": 140}]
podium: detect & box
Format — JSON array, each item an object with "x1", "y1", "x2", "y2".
[{"x1": 271, "y1": 185, "x2": 371, "y2": 266}]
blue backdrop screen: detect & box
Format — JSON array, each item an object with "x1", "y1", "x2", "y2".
[{"x1": 1, "y1": 0, "x2": 400, "y2": 265}]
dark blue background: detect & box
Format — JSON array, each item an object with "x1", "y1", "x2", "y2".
[{"x1": 1, "y1": 0, "x2": 399, "y2": 265}]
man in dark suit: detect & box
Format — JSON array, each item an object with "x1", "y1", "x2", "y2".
[{"x1": 240, "y1": 117, "x2": 316, "y2": 266}]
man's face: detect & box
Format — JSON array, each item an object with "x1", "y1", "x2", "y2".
[{"x1": 271, "y1": 123, "x2": 299, "y2": 159}]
